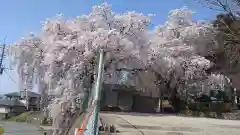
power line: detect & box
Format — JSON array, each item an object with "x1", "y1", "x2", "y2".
[{"x1": 3, "y1": 70, "x2": 16, "y2": 83}]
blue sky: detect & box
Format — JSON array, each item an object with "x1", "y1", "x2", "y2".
[{"x1": 0, "y1": 0, "x2": 220, "y2": 94}]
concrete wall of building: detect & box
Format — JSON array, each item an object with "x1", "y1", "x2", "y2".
[
  {"x1": 118, "y1": 92, "x2": 133, "y2": 111},
  {"x1": 11, "y1": 106, "x2": 27, "y2": 113},
  {"x1": 0, "y1": 107, "x2": 9, "y2": 114},
  {"x1": 103, "y1": 89, "x2": 118, "y2": 107},
  {"x1": 132, "y1": 96, "x2": 157, "y2": 113},
  {"x1": 101, "y1": 83, "x2": 170, "y2": 113},
  {"x1": 0, "y1": 105, "x2": 26, "y2": 119},
  {"x1": 101, "y1": 88, "x2": 158, "y2": 112}
]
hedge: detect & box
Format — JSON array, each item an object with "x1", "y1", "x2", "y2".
[{"x1": 188, "y1": 102, "x2": 232, "y2": 112}]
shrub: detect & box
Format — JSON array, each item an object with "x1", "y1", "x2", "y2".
[
  {"x1": 41, "y1": 117, "x2": 52, "y2": 126},
  {"x1": 188, "y1": 103, "x2": 198, "y2": 111},
  {"x1": 41, "y1": 117, "x2": 48, "y2": 125},
  {"x1": 188, "y1": 102, "x2": 232, "y2": 113},
  {"x1": 4, "y1": 112, "x2": 33, "y2": 123},
  {"x1": 15, "y1": 112, "x2": 30, "y2": 122}
]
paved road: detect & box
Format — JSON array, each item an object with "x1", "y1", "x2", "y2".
[
  {"x1": 0, "y1": 121, "x2": 43, "y2": 135},
  {"x1": 100, "y1": 112, "x2": 240, "y2": 135}
]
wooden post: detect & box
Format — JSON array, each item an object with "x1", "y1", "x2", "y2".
[
  {"x1": 160, "y1": 89, "x2": 163, "y2": 113},
  {"x1": 237, "y1": 96, "x2": 240, "y2": 104},
  {"x1": 156, "y1": 88, "x2": 163, "y2": 113},
  {"x1": 117, "y1": 92, "x2": 120, "y2": 108}
]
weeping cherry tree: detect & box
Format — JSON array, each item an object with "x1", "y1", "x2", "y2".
[
  {"x1": 9, "y1": 3, "x2": 233, "y2": 134},
  {"x1": 146, "y1": 7, "x2": 230, "y2": 103},
  {"x1": 9, "y1": 3, "x2": 151, "y2": 134}
]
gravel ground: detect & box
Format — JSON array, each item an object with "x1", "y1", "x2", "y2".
[{"x1": 100, "y1": 112, "x2": 240, "y2": 135}]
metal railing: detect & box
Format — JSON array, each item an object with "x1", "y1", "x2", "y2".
[{"x1": 75, "y1": 49, "x2": 104, "y2": 135}]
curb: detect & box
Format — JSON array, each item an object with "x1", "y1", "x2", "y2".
[{"x1": 39, "y1": 126, "x2": 53, "y2": 133}]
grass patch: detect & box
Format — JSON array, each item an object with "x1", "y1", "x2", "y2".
[
  {"x1": 0, "y1": 126, "x2": 4, "y2": 134},
  {"x1": 4, "y1": 112, "x2": 33, "y2": 122}
]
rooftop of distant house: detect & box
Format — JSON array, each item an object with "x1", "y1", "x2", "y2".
[
  {"x1": 4, "y1": 91, "x2": 41, "y2": 98},
  {"x1": 0, "y1": 99, "x2": 25, "y2": 107}
]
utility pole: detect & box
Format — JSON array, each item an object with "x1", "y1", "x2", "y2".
[
  {"x1": 0, "y1": 39, "x2": 6, "y2": 75},
  {"x1": 0, "y1": 38, "x2": 29, "y2": 110},
  {"x1": 25, "y1": 89, "x2": 29, "y2": 111}
]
